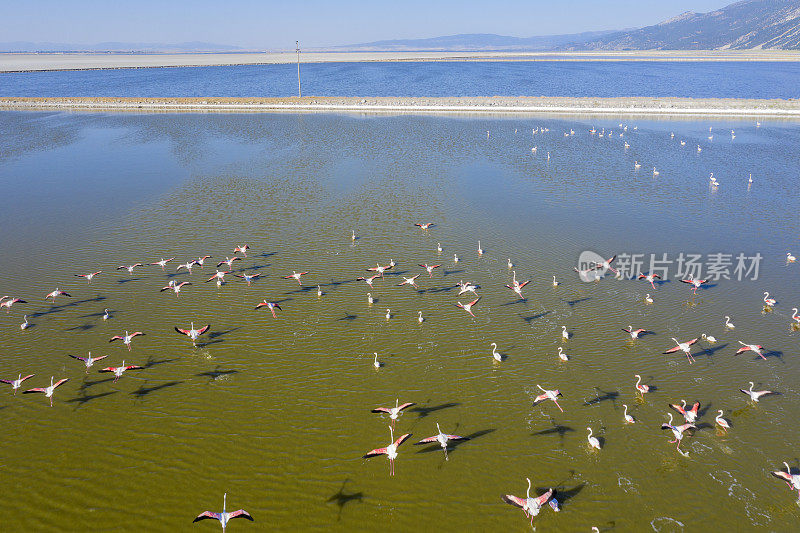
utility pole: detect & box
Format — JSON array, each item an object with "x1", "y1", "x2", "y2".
[{"x1": 296, "y1": 40, "x2": 301, "y2": 98}]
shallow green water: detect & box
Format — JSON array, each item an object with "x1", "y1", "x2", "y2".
[{"x1": 1, "y1": 111, "x2": 800, "y2": 532}]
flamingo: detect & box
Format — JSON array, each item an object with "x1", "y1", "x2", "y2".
[
  {"x1": 373, "y1": 353, "x2": 381, "y2": 369},
  {"x1": 109, "y1": 331, "x2": 144, "y2": 351},
  {"x1": 103, "y1": 308, "x2": 111, "y2": 320},
  {"x1": 206, "y1": 271, "x2": 230, "y2": 285},
  {"x1": 670, "y1": 400, "x2": 700, "y2": 423},
  {"x1": 645, "y1": 293, "x2": 653, "y2": 304},
  {"x1": 505, "y1": 281, "x2": 528, "y2": 299},
  {"x1": 45, "y1": 288, "x2": 71, "y2": 302},
  {"x1": 533, "y1": 384, "x2": 563, "y2": 412},
  {"x1": 490, "y1": 343, "x2": 502, "y2": 362},
  {"x1": 67, "y1": 351, "x2": 108, "y2": 373},
  {"x1": 233, "y1": 273, "x2": 260, "y2": 286},
  {"x1": 398, "y1": 274, "x2": 420, "y2": 288},
  {"x1": 586, "y1": 427, "x2": 602, "y2": 450},
  {"x1": 0, "y1": 296, "x2": 27, "y2": 312},
  {"x1": 366, "y1": 263, "x2": 389, "y2": 277},
  {"x1": 177, "y1": 261, "x2": 196, "y2": 274},
  {"x1": 116, "y1": 263, "x2": 143, "y2": 275},
  {"x1": 622, "y1": 326, "x2": 647, "y2": 340},
  {"x1": 724, "y1": 316, "x2": 735, "y2": 329},
  {"x1": 661, "y1": 413, "x2": 695, "y2": 451},
  {"x1": 739, "y1": 381, "x2": 775, "y2": 402},
  {"x1": 419, "y1": 264, "x2": 440, "y2": 278},
  {"x1": 316, "y1": 285, "x2": 323, "y2": 297},
  {"x1": 561, "y1": 326, "x2": 569, "y2": 340},
  {"x1": 216, "y1": 256, "x2": 241, "y2": 269},
  {"x1": 477, "y1": 241, "x2": 484, "y2": 256},
  {"x1": 233, "y1": 244, "x2": 250, "y2": 257},
  {"x1": 196, "y1": 256, "x2": 212, "y2": 268},
  {"x1": 715, "y1": 410, "x2": 730, "y2": 432},
  {"x1": 414, "y1": 222, "x2": 434, "y2": 230},
  {"x1": 552, "y1": 276, "x2": 559, "y2": 287},
  {"x1": 417, "y1": 311, "x2": 424, "y2": 324},
  {"x1": 507, "y1": 258, "x2": 513, "y2": 269},
  {"x1": 356, "y1": 274, "x2": 380, "y2": 287},
  {"x1": 100, "y1": 360, "x2": 144, "y2": 383},
  {"x1": 193, "y1": 493, "x2": 253, "y2": 531},
  {"x1": 680, "y1": 275, "x2": 708, "y2": 294},
  {"x1": 763, "y1": 291, "x2": 776, "y2": 307},
  {"x1": 414, "y1": 422, "x2": 469, "y2": 460},
  {"x1": 634, "y1": 161, "x2": 641, "y2": 169},
  {"x1": 23, "y1": 376, "x2": 69, "y2": 406},
  {"x1": 772, "y1": 463, "x2": 800, "y2": 500},
  {"x1": 371, "y1": 399, "x2": 415, "y2": 428},
  {"x1": 557, "y1": 347, "x2": 569, "y2": 361},
  {"x1": 160, "y1": 280, "x2": 191, "y2": 297},
  {"x1": 735, "y1": 341, "x2": 766, "y2": 360},
  {"x1": 457, "y1": 280, "x2": 478, "y2": 296},
  {"x1": 75, "y1": 271, "x2": 102, "y2": 283},
  {"x1": 663, "y1": 337, "x2": 698, "y2": 364},
  {"x1": 634, "y1": 374, "x2": 651, "y2": 396},
  {"x1": 701, "y1": 333, "x2": 717, "y2": 343},
  {"x1": 385, "y1": 308, "x2": 391, "y2": 320},
  {"x1": 637, "y1": 272, "x2": 661, "y2": 289},
  {"x1": 0, "y1": 373, "x2": 35, "y2": 394},
  {"x1": 792, "y1": 308, "x2": 800, "y2": 326},
  {"x1": 367, "y1": 293, "x2": 373, "y2": 305},
  {"x1": 254, "y1": 301, "x2": 281, "y2": 318},
  {"x1": 437, "y1": 242, "x2": 442, "y2": 253},
  {"x1": 149, "y1": 257, "x2": 174, "y2": 270},
  {"x1": 20, "y1": 315, "x2": 29, "y2": 330},
  {"x1": 453, "y1": 253, "x2": 459, "y2": 264},
  {"x1": 351, "y1": 230, "x2": 356, "y2": 242},
  {"x1": 502, "y1": 479, "x2": 558, "y2": 525},
  {"x1": 787, "y1": 253, "x2": 796, "y2": 263},
  {"x1": 623, "y1": 404, "x2": 635, "y2": 424},
  {"x1": 455, "y1": 297, "x2": 480, "y2": 317},
  {"x1": 593, "y1": 255, "x2": 618, "y2": 274},
  {"x1": 363, "y1": 425, "x2": 412, "y2": 476},
  {"x1": 175, "y1": 322, "x2": 211, "y2": 346},
  {"x1": 283, "y1": 271, "x2": 309, "y2": 285},
  {"x1": 653, "y1": 167, "x2": 659, "y2": 176}
]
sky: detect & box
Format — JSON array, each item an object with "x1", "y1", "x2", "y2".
[{"x1": 1, "y1": 0, "x2": 736, "y2": 49}]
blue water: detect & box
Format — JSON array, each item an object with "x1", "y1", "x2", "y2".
[{"x1": 2, "y1": 61, "x2": 800, "y2": 98}]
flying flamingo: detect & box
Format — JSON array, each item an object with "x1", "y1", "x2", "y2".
[
  {"x1": 505, "y1": 276, "x2": 530, "y2": 299},
  {"x1": 233, "y1": 273, "x2": 260, "y2": 286},
  {"x1": 457, "y1": 280, "x2": 478, "y2": 296},
  {"x1": 502, "y1": 478, "x2": 557, "y2": 526},
  {"x1": 623, "y1": 404, "x2": 635, "y2": 423},
  {"x1": 100, "y1": 360, "x2": 144, "y2": 383},
  {"x1": 456, "y1": 297, "x2": 480, "y2": 317},
  {"x1": 193, "y1": 493, "x2": 254, "y2": 531},
  {"x1": 663, "y1": 337, "x2": 698, "y2": 363},
  {"x1": 622, "y1": 326, "x2": 647, "y2": 340},
  {"x1": 109, "y1": 331, "x2": 144, "y2": 351},
  {"x1": 397, "y1": 274, "x2": 420, "y2": 288},
  {"x1": 763, "y1": 291, "x2": 776, "y2": 307},
  {"x1": 75, "y1": 271, "x2": 102, "y2": 283},
  {"x1": 175, "y1": 322, "x2": 211, "y2": 346},
  {"x1": 206, "y1": 270, "x2": 230, "y2": 285},
  {"x1": 593, "y1": 255, "x2": 618, "y2": 274},
  {"x1": 735, "y1": 341, "x2": 766, "y2": 360},
  {"x1": 419, "y1": 264, "x2": 441, "y2": 278},
  {"x1": 715, "y1": 410, "x2": 730, "y2": 432},
  {"x1": 366, "y1": 263, "x2": 390, "y2": 277},
  {"x1": 0, "y1": 296, "x2": 27, "y2": 312},
  {"x1": 680, "y1": 275, "x2": 708, "y2": 294},
  {"x1": 160, "y1": 280, "x2": 191, "y2": 297},
  {"x1": 772, "y1": 463, "x2": 800, "y2": 500},
  {"x1": 490, "y1": 343, "x2": 502, "y2": 362},
  {"x1": 67, "y1": 351, "x2": 108, "y2": 373},
  {"x1": 283, "y1": 271, "x2": 309, "y2": 285},
  {"x1": 414, "y1": 222, "x2": 434, "y2": 230},
  {"x1": 177, "y1": 261, "x2": 196, "y2": 274},
  {"x1": 637, "y1": 272, "x2": 661, "y2": 289},
  {"x1": 634, "y1": 374, "x2": 651, "y2": 397},
  {"x1": 233, "y1": 244, "x2": 250, "y2": 257},
  {"x1": 0, "y1": 373, "x2": 34, "y2": 394},
  {"x1": 661, "y1": 413, "x2": 695, "y2": 452},
  {"x1": 45, "y1": 288, "x2": 71, "y2": 302},
  {"x1": 371, "y1": 399, "x2": 415, "y2": 428},
  {"x1": 357, "y1": 274, "x2": 380, "y2": 287},
  {"x1": 414, "y1": 422, "x2": 469, "y2": 460},
  {"x1": 670, "y1": 400, "x2": 700, "y2": 423},
  {"x1": 587, "y1": 427, "x2": 601, "y2": 450},
  {"x1": 149, "y1": 257, "x2": 174, "y2": 270},
  {"x1": 533, "y1": 385, "x2": 563, "y2": 412},
  {"x1": 117, "y1": 263, "x2": 143, "y2": 275},
  {"x1": 363, "y1": 426, "x2": 412, "y2": 476},
  {"x1": 254, "y1": 301, "x2": 281, "y2": 318},
  {"x1": 196, "y1": 255, "x2": 212, "y2": 268},
  {"x1": 740, "y1": 382, "x2": 775, "y2": 402},
  {"x1": 23, "y1": 376, "x2": 69, "y2": 406},
  {"x1": 217, "y1": 257, "x2": 241, "y2": 269}
]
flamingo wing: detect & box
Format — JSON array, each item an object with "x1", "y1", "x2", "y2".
[
  {"x1": 685, "y1": 338, "x2": 698, "y2": 346},
  {"x1": 663, "y1": 345, "x2": 681, "y2": 354},
  {"x1": 468, "y1": 297, "x2": 480, "y2": 306},
  {"x1": 254, "y1": 302, "x2": 268, "y2": 309},
  {"x1": 414, "y1": 435, "x2": 439, "y2": 444},
  {"x1": 533, "y1": 488, "x2": 554, "y2": 507},
  {"x1": 533, "y1": 393, "x2": 549, "y2": 404},
  {"x1": 689, "y1": 402, "x2": 700, "y2": 414},
  {"x1": 517, "y1": 280, "x2": 530, "y2": 289},
  {"x1": 175, "y1": 327, "x2": 191, "y2": 335},
  {"x1": 197, "y1": 325, "x2": 211, "y2": 335},
  {"x1": 634, "y1": 329, "x2": 646, "y2": 336},
  {"x1": 393, "y1": 433, "x2": 412, "y2": 447},
  {"x1": 397, "y1": 402, "x2": 415, "y2": 411},
  {"x1": 679, "y1": 279, "x2": 693, "y2": 285},
  {"x1": 669, "y1": 403, "x2": 686, "y2": 415},
  {"x1": 0, "y1": 379, "x2": 11, "y2": 384},
  {"x1": 67, "y1": 354, "x2": 88, "y2": 362},
  {"x1": 124, "y1": 365, "x2": 144, "y2": 371},
  {"x1": 228, "y1": 510, "x2": 253, "y2": 521},
  {"x1": 23, "y1": 387, "x2": 46, "y2": 394},
  {"x1": 446, "y1": 434, "x2": 468, "y2": 441},
  {"x1": 109, "y1": 336, "x2": 123, "y2": 342},
  {"x1": 773, "y1": 470, "x2": 793, "y2": 482},
  {"x1": 501, "y1": 494, "x2": 526, "y2": 508},
  {"x1": 193, "y1": 511, "x2": 221, "y2": 523},
  {"x1": 371, "y1": 407, "x2": 391, "y2": 414},
  {"x1": 363, "y1": 447, "x2": 388, "y2": 458},
  {"x1": 735, "y1": 346, "x2": 749, "y2": 354},
  {"x1": 93, "y1": 355, "x2": 108, "y2": 362},
  {"x1": 99, "y1": 367, "x2": 116, "y2": 373},
  {"x1": 53, "y1": 378, "x2": 69, "y2": 388}
]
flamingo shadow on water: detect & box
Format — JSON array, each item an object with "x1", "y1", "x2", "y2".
[
  {"x1": 79, "y1": 377, "x2": 116, "y2": 390},
  {"x1": 337, "y1": 313, "x2": 358, "y2": 321},
  {"x1": 143, "y1": 356, "x2": 178, "y2": 369},
  {"x1": 563, "y1": 297, "x2": 591, "y2": 307},
  {"x1": 695, "y1": 343, "x2": 729, "y2": 362},
  {"x1": 442, "y1": 269, "x2": 465, "y2": 277},
  {"x1": 583, "y1": 387, "x2": 619, "y2": 407},
  {"x1": 535, "y1": 480, "x2": 586, "y2": 508},
  {"x1": 424, "y1": 285, "x2": 459, "y2": 294},
  {"x1": 131, "y1": 380, "x2": 182, "y2": 399},
  {"x1": 408, "y1": 402, "x2": 460, "y2": 419},
  {"x1": 66, "y1": 390, "x2": 117, "y2": 409},
  {"x1": 205, "y1": 326, "x2": 243, "y2": 341},
  {"x1": 31, "y1": 296, "x2": 107, "y2": 318},
  {"x1": 520, "y1": 311, "x2": 551, "y2": 324},
  {"x1": 196, "y1": 367, "x2": 239, "y2": 381},
  {"x1": 65, "y1": 323, "x2": 95, "y2": 332},
  {"x1": 116, "y1": 277, "x2": 144, "y2": 284},
  {"x1": 758, "y1": 350, "x2": 784, "y2": 362},
  {"x1": 531, "y1": 418, "x2": 575, "y2": 446},
  {"x1": 326, "y1": 479, "x2": 363, "y2": 522}
]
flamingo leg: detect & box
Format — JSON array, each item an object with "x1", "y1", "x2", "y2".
[{"x1": 554, "y1": 400, "x2": 564, "y2": 412}]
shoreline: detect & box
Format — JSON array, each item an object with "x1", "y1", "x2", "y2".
[
  {"x1": 3, "y1": 50, "x2": 800, "y2": 72},
  {"x1": 1, "y1": 96, "x2": 799, "y2": 118}
]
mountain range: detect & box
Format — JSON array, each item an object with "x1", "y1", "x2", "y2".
[{"x1": 0, "y1": 41, "x2": 245, "y2": 53}]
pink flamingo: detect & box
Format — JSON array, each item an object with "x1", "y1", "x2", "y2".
[
  {"x1": 175, "y1": 322, "x2": 211, "y2": 346},
  {"x1": 419, "y1": 264, "x2": 441, "y2": 277},
  {"x1": 740, "y1": 381, "x2": 775, "y2": 402},
  {"x1": 622, "y1": 326, "x2": 647, "y2": 339},
  {"x1": 413, "y1": 422, "x2": 469, "y2": 460},
  {"x1": 233, "y1": 244, "x2": 250, "y2": 257},
  {"x1": 637, "y1": 272, "x2": 661, "y2": 289},
  {"x1": 149, "y1": 257, "x2": 174, "y2": 270},
  {"x1": 634, "y1": 374, "x2": 650, "y2": 397},
  {"x1": 661, "y1": 413, "x2": 695, "y2": 452},
  {"x1": 196, "y1": 255, "x2": 212, "y2": 268},
  {"x1": 23, "y1": 376, "x2": 69, "y2": 406},
  {"x1": 100, "y1": 360, "x2": 143, "y2": 383},
  {"x1": 75, "y1": 271, "x2": 102, "y2": 283},
  {"x1": 206, "y1": 270, "x2": 230, "y2": 285},
  {"x1": 45, "y1": 288, "x2": 71, "y2": 302},
  {"x1": 397, "y1": 274, "x2": 420, "y2": 288},
  {"x1": 109, "y1": 331, "x2": 144, "y2": 351},
  {"x1": 67, "y1": 351, "x2": 108, "y2": 373},
  {"x1": 735, "y1": 341, "x2": 766, "y2": 360},
  {"x1": 217, "y1": 256, "x2": 241, "y2": 269},
  {"x1": 680, "y1": 275, "x2": 708, "y2": 294},
  {"x1": 414, "y1": 222, "x2": 434, "y2": 230},
  {"x1": 160, "y1": 280, "x2": 191, "y2": 297},
  {"x1": 363, "y1": 426, "x2": 412, "y2": 476},
  {"x1": 371, "y1": 399, "x2": 415, "y2": 428},
  {"x1": 456, "y1": 297, "x2": 480, "y2": 317},
  {"x1": 116, "y1": 263, "x2": 143, "y2": 275},
  {"x1": 283, "y1": 271, "x2": 309, "y2": 285},
  {"x1": 357, "y1": 274, "x2": 380, "y2": 287},
  {"x1": 663, "y1": 337, "x2": 698, "y2": 363},
  {"x1": 502, "y1": 478, "x2": 557, "y2": 526},
  {"x1": 233, "y1": 273, "x2": 260, "y2": 286},
  {"x1": 0, "y1": 296, "x2": 27, "y2": 312},
  {"x1": 0, "y1": 373, "x2": 35, "y2": 394},
  {"x1": 193, "y1": 492, "x2": 253, "y2": 531},
  {"x1": 533, "y1": 384, "x2": 563, "y2": 412},
  {"x1": 772, "y1": 463, "x2": 800, "y2": 500},
  {"x1": 254, "y1": 301, "x2": 282, "y2": 318},
  {"x1": 669, "y1": 400, "x2": 700, "y2": 423}
]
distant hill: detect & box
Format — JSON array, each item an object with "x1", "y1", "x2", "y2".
[
  {"x1": 568, "y1": 0, "x2": 800, "y2": 50},
  {"x1": 0, "y1": 41, "x2": 245, "y2": 53},
  {"x1": 339, "y1": 31, "x2": 621, "y2": 51}
]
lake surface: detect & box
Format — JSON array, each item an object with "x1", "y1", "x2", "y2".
[
  {"x1": 2, "y1": 61, "x2": 800, "y2": 99},
  {"x1": 1, "y1": 110, "x2": 800, "y2": 531}
]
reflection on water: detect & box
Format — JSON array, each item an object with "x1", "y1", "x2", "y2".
[{"x1": 1, "y1": 110, "x2": 800, "y2": 530}]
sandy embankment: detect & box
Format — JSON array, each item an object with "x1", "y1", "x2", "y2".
[
  {"x1": 3, "y1": 50, "x2": 800, "y2": 72},
  {"x1": 0, "y1": 96, "x2": 799, "y2": 117}
]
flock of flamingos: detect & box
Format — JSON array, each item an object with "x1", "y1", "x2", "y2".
[{"x1": 2, "y1": 217, "x2": 798, "y2": 529}]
